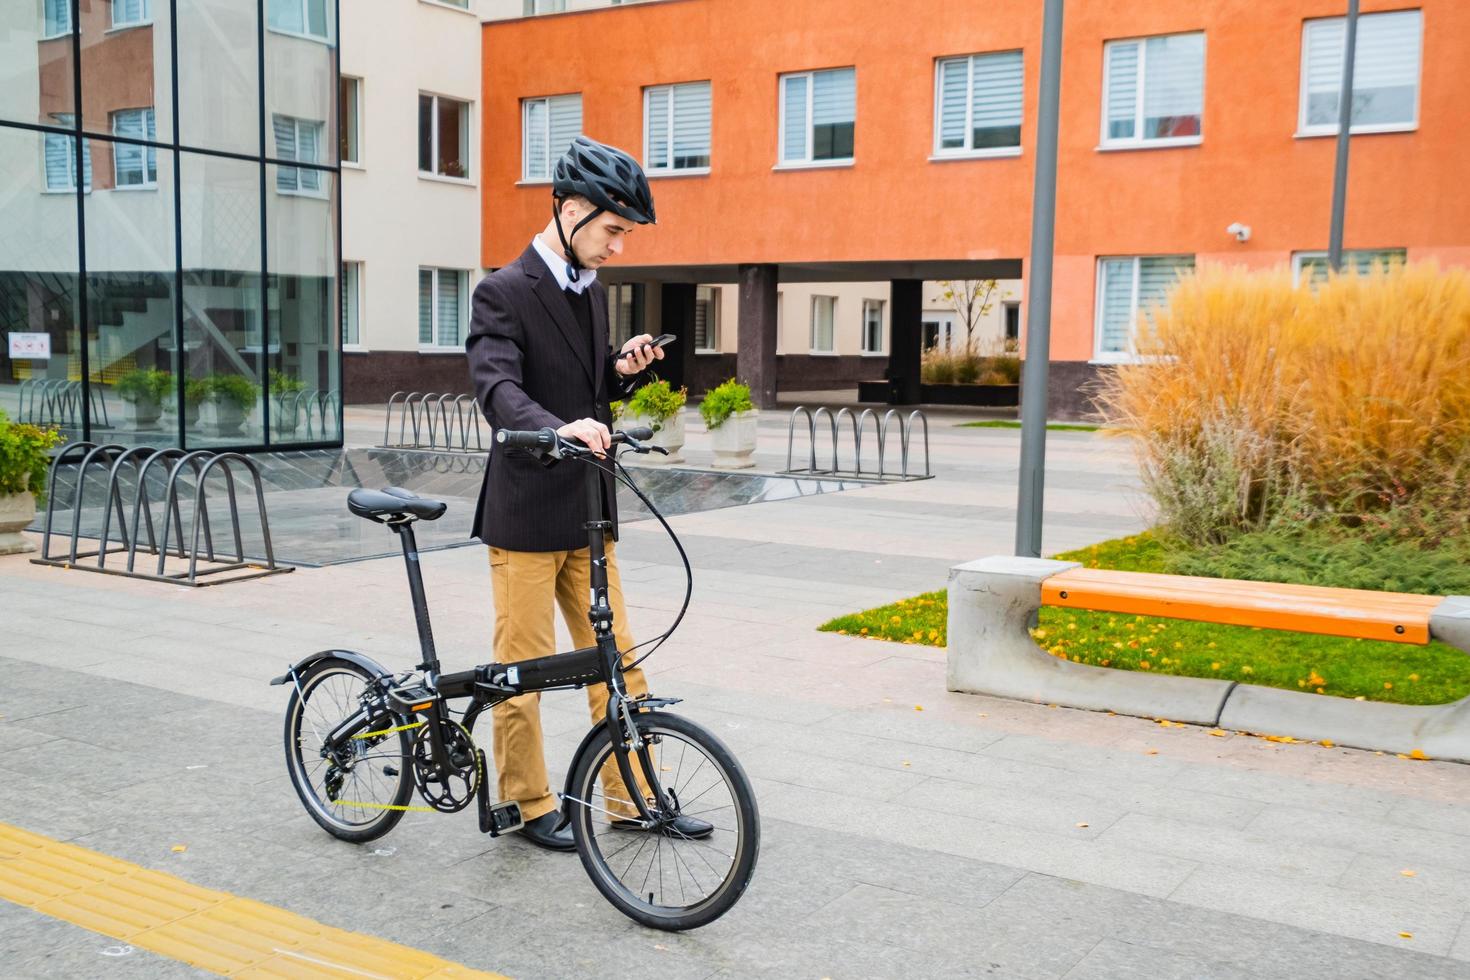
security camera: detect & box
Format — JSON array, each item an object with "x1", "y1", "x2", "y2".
[{"x1": 1226, "y1": 222, "x2": 1251, "y2": 243}]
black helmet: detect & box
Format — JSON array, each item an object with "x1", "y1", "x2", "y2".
[{"x1": 553, "y1": 136, "x2": 656, "y2": 225}]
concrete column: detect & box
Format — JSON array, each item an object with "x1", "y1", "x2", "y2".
[
  {"x1": 737, "y1": 263, "x2": 779, "y2": 409},
  {"x1": 657, "y1": 282, "x2": 695, "y2": 392},
  {"x1": 888, "y1": 278, "x2": 922, "y2": 405}
]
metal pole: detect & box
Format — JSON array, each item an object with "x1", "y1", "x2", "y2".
[
  {"x1": 1327, "y1": 0, "x2": 1359, "y2": 272},
  {"x1": 1015, "y1": 0, "x2": 1065, "y2": 559}
]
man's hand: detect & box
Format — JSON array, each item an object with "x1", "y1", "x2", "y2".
[
  {"x1": 614, "y1": 334, "x2": 665, "y2": 376},
  {"x1": 556, "y1": 417, "x2": 611, "y2": 455}
]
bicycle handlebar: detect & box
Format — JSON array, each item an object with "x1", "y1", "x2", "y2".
[{"x1": 495, "y1": 426, "x2": 654, "y2": 452}]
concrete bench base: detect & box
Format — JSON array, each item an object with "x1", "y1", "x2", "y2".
[{"x1": 947, "y1": 557, "x2": 1470, "y2": 763}]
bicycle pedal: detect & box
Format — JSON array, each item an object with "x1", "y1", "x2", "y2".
[{"x1": 484, "y1": 801, "x2": 523, "y2": 837}]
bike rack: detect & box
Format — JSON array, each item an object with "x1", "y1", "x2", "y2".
[
  {"x1": 18, "y1": 378, "x2": 107, "y2": 429},
  {"x1": 380, "y1": 390, "x2": 486, "y2": 453},
  {"x1": 273, "y1": 388, "x2": 341, "y2": 442},
  {"x1": 29, "y1": 441, "x2": 292, "y2": 586},
  {"x1": 781, "y1": 405, "x2": 932, "y2": 481}
]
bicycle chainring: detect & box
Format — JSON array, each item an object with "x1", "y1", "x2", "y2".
[{"x1": 410, "y1": 720, "x2": 481, "y2": 813}]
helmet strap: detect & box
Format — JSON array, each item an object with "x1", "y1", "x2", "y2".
[{"x1": 552, "y1": 198, "x2": 605, "y2": 284}]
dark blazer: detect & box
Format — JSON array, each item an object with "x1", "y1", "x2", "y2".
[{"x1": 465, "y1": 243, "x2": 633, "y2": 552}]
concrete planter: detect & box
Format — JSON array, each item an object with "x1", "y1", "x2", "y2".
[
  {"x1": 0, "y1": 483, "x2": 36, "y2": 556},
  {"x1": 708, "y1": 409, "x2": 758, "y2": 469},
  {"x1": 203, "y1": 400, "x2": 249, "y2": 437},
  {"x1": 121, "y1": 396, "x2": 164, "y2": 431},
  {"x1": 622, "y1": 409, "x2": 685, "y2": 464}
]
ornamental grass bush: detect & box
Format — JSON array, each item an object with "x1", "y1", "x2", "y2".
[{"x1": 1096, "y1": 261, "x2": 1470, "y2": 546}]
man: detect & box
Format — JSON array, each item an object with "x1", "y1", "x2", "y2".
[{"x1": 465, "y1": 137, "x2": 710, "y2": 851}]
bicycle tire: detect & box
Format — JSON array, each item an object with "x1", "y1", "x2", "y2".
[
  {"x1": 284, "y1": 658, "x2": 414, "y2": 843},
  {"x1": 567, "y1": 711, "x2": 759, "y2": 930}
]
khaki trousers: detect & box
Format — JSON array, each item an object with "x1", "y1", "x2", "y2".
[{"x1": 488, "y1": 536, "x2": 652, "y2": 822}]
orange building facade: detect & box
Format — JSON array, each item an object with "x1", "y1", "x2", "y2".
[{"x1": 481, "y1": 0, "x2": 1470, "y2": 413}]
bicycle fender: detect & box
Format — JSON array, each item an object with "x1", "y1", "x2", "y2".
[{"x1": 269, "y1": 649, "x2": 393, "y2": 686}]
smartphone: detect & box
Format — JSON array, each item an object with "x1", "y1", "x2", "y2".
[{"x1": 620, "y1": 334, "x2": 677, "y2": 359}]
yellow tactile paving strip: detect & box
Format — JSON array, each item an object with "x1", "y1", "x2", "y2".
[{"x1": 0, "y1": 822, "x2": 506, "y2": 979}]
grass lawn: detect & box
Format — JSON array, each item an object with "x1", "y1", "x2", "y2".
[
  {"x1": 958, "y1": 420, "x2": 1102, "y2": 432},
  {"x1": 818, "y1": 533, "x2": 1470, "y2": 706}
]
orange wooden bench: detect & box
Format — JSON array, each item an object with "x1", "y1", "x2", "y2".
[{"x1": 1039, "y1": 567, "x2": 1442, "y2": 645}]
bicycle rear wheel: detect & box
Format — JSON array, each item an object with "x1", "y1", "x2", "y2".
[
  {"x1": 284, "y1": 658, "x2": 414, "y2": 843},
  {"x1": 567, "y1": 711, "x2": 759, "y2": 930}
]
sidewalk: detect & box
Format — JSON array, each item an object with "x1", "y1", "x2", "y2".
[{"x1": 2, "y1": 415, "x2": 1468, "y2": 978}]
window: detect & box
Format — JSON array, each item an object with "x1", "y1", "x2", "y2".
[
  {"x1": 1300, "y1": 10, "x2": 1421, "y2": 135},
  {"x1": 111, "y1": 0, "x2": 150, "y2": 28},
  {"x1": 268, "y1": 0, "x2": 329, "y2": 39},
  {"x1": 342, "y1": 262, "x2": 361, "y2": 346},
  {"x1": 861, "y1": 299, "x2": 884, "y2": 354},
  {"x1": 780, "y1": 68, "x2": 855, "y2": 165},
  {"x1": 524, "y1": 0, "x2": 566, "y2": 12},
  {"x1": 522, "y1": 95, "x2": 582, "y2": 181},
  {"x1": 607, "y1": 282, "x2": 642, "y2": 348},
  {"x1": 111, "y1": 109, "x2": 157, "y2": 188},
  {"x1": 695, "y1": 286, "x2": 720, "y2": 352},
  {"x1": 1293, "y1": 249, "x2": 1406, "y2": 286},
  {"x1": 43, "y1": 0, "x2": 70, "y2": 37},
  {"x1": 1103, "y1": 33, "x2": 1204, "y2": 146},
  {"x1": 645, "y1": 82, "x2": 711, "y2": 174},
  {"x1": 340, "y1": 77, "x2": 360, "y2": 165},
  {"x1": 419, "y1": 268, "x2": 466, "y2": 348},
  {"x1": 810, "y1": 296, "x2": 836, "y2": 353},
  {"x1": 273, "y1": 114, "x2": 325, "y2": 194},
  {"x1": 935, "y1": 51, "x2": 1023, "y2": 156},
  {"x1": 1095, "y1": 255, "x2": 1195, "y2": 360},
  {"x1": 419, "y1": 94, "x2": 470, "y2": 179},
  {"x1": 922, "y1": 313, "x2": 955, "y2": 351},
  {"x1": 43, "y1": 115, "x2": 90, "y2": 192},
  {"x1": 1004, "y1": 301, "x2": 1021, "y2": 343}
]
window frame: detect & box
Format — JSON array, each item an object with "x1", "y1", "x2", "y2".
[
  {"x1": 694, "y1": 285, "x2": 721, "y2": 354},
  {"x1": 1099, "y1": 32, "x2": 1206, "y2": 151},
  {"x1": 342, "y1": 260, "x2": 363, "y2": 350},
  {"x1": 1291, "y1": 248, "x2": 1407, "y2": 285},
  {"x1": 1296, "y1": 11, "x2": 1423, "y2": 138},
  {"x1": 931, "y1": 50, "x2": 1025, "y2": 160},
  {"x1": 110, "y1": 107, "x2": 158, "y2": 190},
  {"x1": 340, "y1": 75, "x2": 361, "y2": 168},
  {"x1": 643, "y1": 81, "x2": 713, "y2": 176},
  {"x1": 418, "y1": 92, "x2": 473, "y2": 183},
  {"x1": 418, "y1": 266, "x2": 469, "y2": 352},
  {"x1": 110, "y1": 0, "x2": 152, "y2": 30},
  {"x1": 267, "y1": 0, "x2": 332, "y2": 43},
  {"x1": 520, "y1": 93, "x2": 581, "y2": 183},
  {"x1": 42, "y1": 116, "x2": 89, "y2": 194},
  {"x1": 42, "y1": 0, "x2": 72, "y2": 39},
  {"x1": 1092, "y1": 254, "x2": 1195, "y2": 364},
  {"x1": 860, "y1": 299, "x2": 885, "y2": 355},
  {"x1": 777, "y1": 68, "x2": 856, "y2": 168},
  {"x1": 272, "y1": 113, "x2": 328, "y2": 198},
  {"x1": 809, "y1": 295, "x2": 837, "y2": 355}
]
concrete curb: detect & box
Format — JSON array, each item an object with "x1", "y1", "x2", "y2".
[{"x1": 946, "y1": 556, "x2": 1470, "y2": 762}]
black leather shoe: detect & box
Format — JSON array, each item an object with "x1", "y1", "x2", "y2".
[
  {"x1": 611, "y1": 814, "x2": 715, "y2": 840},
  {"x1": 519, "y1": 811, "x2": 575, "y2": 852}
]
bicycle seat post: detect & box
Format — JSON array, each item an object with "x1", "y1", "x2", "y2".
[{"x1": 390, "y1": 518, "x2": 439, "y2": 674}]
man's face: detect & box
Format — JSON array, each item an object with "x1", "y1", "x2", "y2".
[{"x1": 560, "y1": 199, "x2": 635, "y2": 269}]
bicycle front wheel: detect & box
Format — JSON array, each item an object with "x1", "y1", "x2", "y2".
[
  {"x1": 284, "y1": 658, "x2": 414, "y2": 843},
  {"x1": 567, "y1": 711, "x2": 759, "y2": 931}
]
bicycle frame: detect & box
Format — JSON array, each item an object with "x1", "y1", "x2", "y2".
[{"x1": 273, "y1": 439, "x2": 674, "y2": 828}]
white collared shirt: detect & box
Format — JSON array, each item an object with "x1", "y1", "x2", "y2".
[{"x1": 531, "y1": 235, "x2": 597, "y2": 294}]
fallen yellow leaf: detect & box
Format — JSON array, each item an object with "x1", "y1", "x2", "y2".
[
  {"x1": 1145, "y1": 748, "x2": 1159, "y2": 755},
  {"x1": 1409, "y1": 748, "x2": 1430, "y2": 761},
  {"x1": 171, "y1": 845, "x2": 187, "y2": 853},
  {"x1": 1401, "y1": 870, "x2": 1416, "y2": 877},
  {"x1": 1075, "y1": 822, "x2": 1089, "y2": 828},
  {"x1": 1209, "y1": 729, "x2": 1227, "y2": 737},
  {"x1": 914, "y1": 705, "x2": 924, "y2": 712},
  {"x1": 1398, "y1": 932, "x2": 1413, "y2": 940},
  {"x1": 1319, "y1": 739, "x2": 1335, "y2": 748}
]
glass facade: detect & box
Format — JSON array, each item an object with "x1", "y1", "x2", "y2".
[{"x1": 0, "y1": 0, "x2": 342, "y2": 450}]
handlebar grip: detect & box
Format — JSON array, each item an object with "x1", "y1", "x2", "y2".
[
  {"x1": 495, "y1": 427, "x2": 558, "y2": 450},
  {"x1": 619, "y1": 426, "x2": 653, "y2": 441}
]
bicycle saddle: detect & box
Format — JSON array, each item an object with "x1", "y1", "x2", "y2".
[{"x1": 346, "y1": 486, "x2": 447, "y2": 523}]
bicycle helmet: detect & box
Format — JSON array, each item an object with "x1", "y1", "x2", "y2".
[{"x1": 551, "y1": 137, "x2": 655, "y2": 281}]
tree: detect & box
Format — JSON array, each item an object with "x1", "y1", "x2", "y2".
[{"x1": 936, "y1": 279, "x2": 999, "y2": 352}]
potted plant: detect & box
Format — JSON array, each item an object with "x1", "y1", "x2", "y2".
[
  {"x1": 700, "y1": 378, "x2": 758, "y2": 469},
  {"x1": 269, "y1": 369, "x2": 306, "y2": 438},
  {"x1": 182, "y1": 377, "x2": 209, "y2": 430},
  {"x1": 203, "y1": 373, "x2": 260, "y2": 437},
  {"x1": 618, "y1": 379, "x2": 687, "y2": 464},
  {"x1": 0, "y1": 410, "x2": 63, "y2": 555},
  {"x1": 115, "y1": 367, "x2": 173, "y2": 431}
]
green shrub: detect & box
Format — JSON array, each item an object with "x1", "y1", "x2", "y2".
[
  {"x1": 609, "y1": 399, "x2": 624, "y2": 423},
  {"x1": 183, "y1": 378, "x2": 210, "y2": 408},
  {"x1": 0, "y1": 409, "x2": 63, "y2": 501},
  {"x1": 115, "y1": 368, "x2": 174, "y2": 403},
  {"x1": 699, "y1": 378, "x2": 754, "y2": 429},
  {"x1": 269, "y1": 369, "x2": 305, "y2": 398},
  {"x1": 624, "y1": 379, "x2": 687, "y2": 428},
  {"x1": 206, "y1": 374, "x2": 260, "y2": 410}
]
